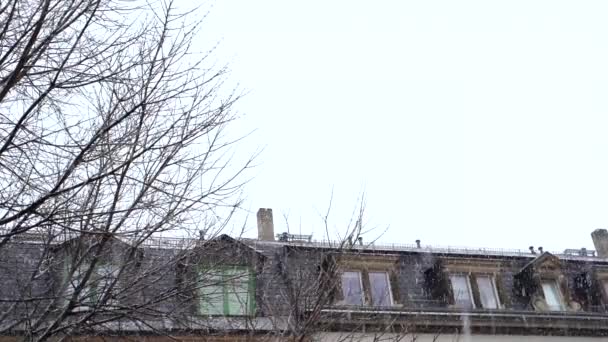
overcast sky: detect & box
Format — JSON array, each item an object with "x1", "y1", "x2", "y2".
[{"x1": 195, "y1": 0, "x2": 608, "y2": 252}]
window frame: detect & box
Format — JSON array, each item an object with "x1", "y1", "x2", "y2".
[
  {"x1": 448, "y1": 272, "x2": 503, "y2": 310},
  {"x1": 437, "y1": 258, "x2": 506, "y2": 310},
  {"x1": 449, "y1": 273, "x2": 476, "y2": 309},
  {"x1": 368, "y1": 271, "x2": 394, "y2": 307},
  {"x1": 340, "y1": 270, "x2": 365, "y2": 306},
  {"x1": 331, "y1": 253, "x2": 401, "y2": 308},
  {"x1": 601, "y1": 279, "x2": 608, "y2": 300},
  {"x1": 475, "y1": 274, "x2": 501, "y2": 309},
  {"x1": 197, "y1": 265, "x2": 256, "y2": 316},
  {"x1": 540, "y1": 278, "x2": 566, "y2": 311},
  {"x1": 594, "y1": 272, "x2": 608, "y2": 309},
  {"x1": 63, "y1": 260, "x2": 118, "y2": 310}
]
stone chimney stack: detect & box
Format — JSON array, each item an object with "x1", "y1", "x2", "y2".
[
  {"x1": 592, "y1": 229, "x2": 608, "y2": 258},
  {"x1": 257, "y1": 208, "x2": 274, "y2": 241}
]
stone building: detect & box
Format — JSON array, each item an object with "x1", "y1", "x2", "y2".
[{"x1": 2, "y1": 208, "x2": 608, "y2": 341}]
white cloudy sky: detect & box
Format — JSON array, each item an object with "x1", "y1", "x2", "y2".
[{"x1": 193, "y1": 0, "x2": 608, "y2": 252}]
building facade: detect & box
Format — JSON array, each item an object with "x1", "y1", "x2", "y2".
[{"x1": 2, "y1": 209, "x2": 608, "y2": 341}]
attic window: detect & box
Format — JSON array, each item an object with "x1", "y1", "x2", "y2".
[
  {"x1": 333, "y1": 254, "x2": 400, "y2": 307},
  {"x1": 450, "y1": 274, "x2": 474, "y2": 309},
  {"x1": 449, "y1": 273, "x2": 502, "y2": 309},
  {"x1": 476, "y1": 275, "x2": 500, "y2": 309},
  {"x1": 541, "y1": 280, "x2": 565, "y2": 311},
  {"x1": 339, "y1": 270, "x2": 393, "y2": 307},
  {"x1": 64, "y1": 262, "x2": 119, "y2": 309},
  {"x1": 198, "y1": 266, "x2": 255, "y2": 316},
  {"x1": 369, "y1": 272, "x2": 393, "y2": 306},
  {"x1": 341, "y1": 271, "x2": 364, "y2": 305},
  {"x1": 602, "y1": 279, "x2": 608, "y2": 299}
]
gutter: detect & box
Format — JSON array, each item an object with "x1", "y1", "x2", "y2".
[{"x1": 319, "y1": 308, "x2": 608, "y2": 322}]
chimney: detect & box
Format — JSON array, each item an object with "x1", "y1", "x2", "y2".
[
  {"x1": 538, "y1": 246, "x2": 544, "y2": 254},
  {"x1": 591, "y1": 229, "x2": 608, "y2": 258},
  {"x1": 529, "y1": 246, "x2": 536, "y2": 254},
  {"x1": 415, "y1": 239, "x2": 421, "y2": 248},
  {"x1": 257, "y1": 208, "x2": 274, "y2": 241}
]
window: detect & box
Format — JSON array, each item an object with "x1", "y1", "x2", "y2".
[
  {"x1": 476, "y1": 275, "x2": 500, "y2": 309},
  {"x1": 449, "y1": 273, "x2": 501, "y2": 309},
  {"x1": 198, "y1": 266, "x2": 255, "y2": 316},
  {"x1": 450, "y1": 274, "x2": 474, "y2": 308},
  {"x1": 602, "y1": 279, "x2": 608, "y2": 299},
  {"x1": 541, "y1": 280, "x2": 565, "y2": 311},
  {"x1": 64, "y1": 263, "x2": 118, "y2": 309},
  {"x1": 340, "y1": 270, "x2": 393, "y2": 307},
  {"x1": 341, "y1": 271, "x2": 364, "y2": 305},
  {"x1": 369, "y1": 272, "x2": 393, "y2": 307}
]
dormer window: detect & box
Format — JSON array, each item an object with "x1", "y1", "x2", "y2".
[
  {"x1": 339, "y1": 270, "x2": 394, "y2": 307},
  {"x1": 450, "y1": 274, "x2": 474, "y2": 309},
  {"x1": 64, "y1": 262, "x2": 119, "y2": 309},
  {"x1": 340, "y1": 271, "x2": 364, "y2": 305},
  {"x1": 369, "y1": 271, "x2": 393, "y2": 306},
  {"x1": 602, "y1": 279, "x2": 608, "y2": 300},
  {"x1": 425, "y1": 257, "x2": 506, "y2": 310},
  {"x1": 541, "y1": 279, "x2": 565, "y2": 311},
  {"x1": 198, "y1": 266, "x2": 255, "y2": 316},
  {"x1": 515, "y1": 252, "x2": 578, "y2": 312},
  {"x1": 449, "y1": 273, "x2": 501, "y2": 309},
  {"x1": 476, "y1": 275, "x2": 501, "y2": 309},
  {"x1": 333, "y1": 254, "x2": 400, "y2": 308},
  {"x1": 185, "y1": 235, "x2": 265, "y2": 317}
]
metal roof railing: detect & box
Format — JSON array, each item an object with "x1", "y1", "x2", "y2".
[
  {"x1": 248, "y1": 238, "x2": 600, "y2": 261},
  {"x1": 0, "y1": 228, "x2": 601, "y2": 261}
]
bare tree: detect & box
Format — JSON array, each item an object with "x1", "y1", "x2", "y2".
[
  {"x1": 0, "y1": 0, "x2": 253, "y2": 340},
  {"x1": 0, "y1": 1, "x2": 451, "y2": 341},
  {"x1": 261, "y1": 200, "x2": 438, "y2": 342}
]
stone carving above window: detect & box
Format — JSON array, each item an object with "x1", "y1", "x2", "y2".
[{"x1": 515, "y1": 252, "x2": 581, "y2": 312}]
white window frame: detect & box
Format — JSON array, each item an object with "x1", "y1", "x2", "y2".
[
  {"x1": 368, "y1": 271, "x2": 394, "y2": 307},
  {"x1": 340, "y1": 270, "x2": 365, "y2": 306},
  {"x1": 475, "y1": 274, "x2": 501, "y2": 309},
  {"x1": 541, "y1": 279, "x2": 566, "y2": 311},
  {"x1": 602, "y1": 279, "x2": 608, "y2": 298},
  {"x1": 450, "y1": 273, "x2": 475, "y2": 309}
]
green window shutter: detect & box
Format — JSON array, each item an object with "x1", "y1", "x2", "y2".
[
  {"x1": 198, "y1": 268, "x2": 225, "y2": 315},
  {"x1": 95, "y1": 263, "x2": 117, "y2": 306},
  {"x1": 248, "y1": 268, "x2": 256, "y2": 315},
  {"x1": 224, "y1": 267, "x2": 251, "y2": 315},
  {"x1": 64, "y1": 259, "x2": 118, "y2": 309},
  {"x1": 74, "y1": 266, "x2": 96, "y2": 307},
  {"x1": 198, "y1": 266, "x2": 256, "y2": 316}
]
